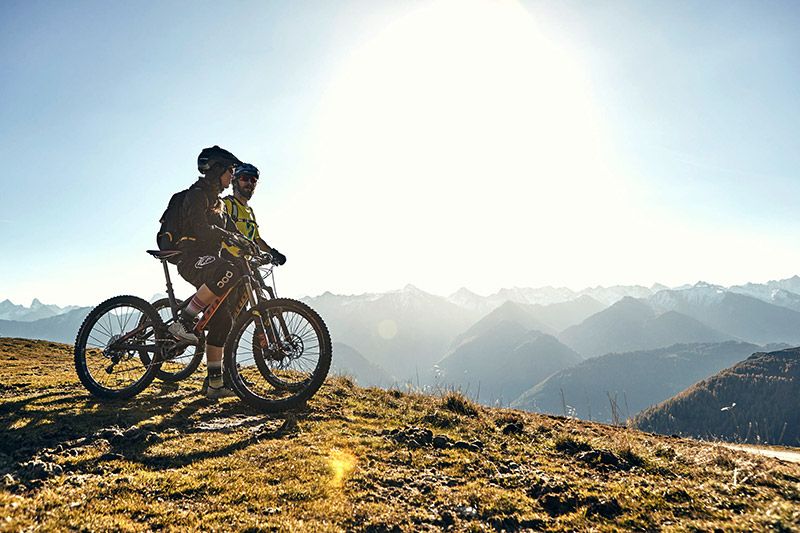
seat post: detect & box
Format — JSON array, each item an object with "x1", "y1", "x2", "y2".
[{"x1": 162, "y1": 260, "x2": 179, "y2": 316}]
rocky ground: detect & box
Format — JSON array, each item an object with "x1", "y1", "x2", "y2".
[{"x1": 1, "y1": 337, "x2": 799, "y2": 531}]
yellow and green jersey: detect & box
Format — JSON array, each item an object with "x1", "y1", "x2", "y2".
[
  {"x1": 223, "y1": 195, "x2": 261, "y2": 241},
  {"x1": 222, "y1": 195, "x2": 261, "y2": 256}
]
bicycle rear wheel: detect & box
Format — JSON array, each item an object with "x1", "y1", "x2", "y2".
[
  {"x1": 139, "y1": 298, "x2": 204, "y2": 382},
  {"x1": 74, "y1": 295, "x2": 163, "y2": 400},
  {"x1": 225, "y1": 298, "x2": 332, "y2": 412}
]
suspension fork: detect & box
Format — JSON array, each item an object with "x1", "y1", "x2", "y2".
[{"x1": 248, "y1": 278, "x2": 291, "y2": 348}]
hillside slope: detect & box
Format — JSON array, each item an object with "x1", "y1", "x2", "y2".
[
  {"x1": 1, "y1": 338, "x2": 799, "y2": 531},
  {"x1": 330, "y1": 341, "x2": 394, "y2": 387},
  {"x1": 437, "y1": 324, "x2": 582, "y2": 405},
  {"x1": 510, "y1": 342, "x2": 760, "y2": 424},
  {"x1": 632, "y1": 346, "x2": 800, "y2": 446}
]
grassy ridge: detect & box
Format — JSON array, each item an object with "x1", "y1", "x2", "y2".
[{"x1": 1, "y1": 338, "x2": 799, "y2": 531}]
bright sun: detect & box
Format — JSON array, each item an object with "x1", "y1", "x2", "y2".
[{"x1": 300, "y1": 0, "x2": 638, "y2": 292}]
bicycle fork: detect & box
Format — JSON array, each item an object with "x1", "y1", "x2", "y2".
[{"x1": 245, "y1": 279, "x2": 291, "y2": 352}]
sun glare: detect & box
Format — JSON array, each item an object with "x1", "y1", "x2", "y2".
[{"x1": 299, "y1": 0, "x2": 641, "y2": 291}]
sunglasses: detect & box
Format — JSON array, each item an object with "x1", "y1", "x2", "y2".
[{"x1": 238, "y1": 175, "x2": 258, "y2": 184}]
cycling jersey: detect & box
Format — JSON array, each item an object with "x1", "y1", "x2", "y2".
[
  {"x1": 223, "y1": 195, "x2": 260, "y2": 241},
  {"x1": 221, "y1": 195, "x2": 260, "y2": 257}
]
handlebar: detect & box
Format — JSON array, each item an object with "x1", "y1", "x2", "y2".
[{"x1": 222, "y1": 233, "x2": 281, "y2": 267}]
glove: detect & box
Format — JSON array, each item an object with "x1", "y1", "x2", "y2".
[{"x1": 270, "y1": 248, "x2": 287, "y2": 266}]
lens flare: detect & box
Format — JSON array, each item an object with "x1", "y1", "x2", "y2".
[{"x1": 328, "y1": 449, "x2": 356, "y2": 488}]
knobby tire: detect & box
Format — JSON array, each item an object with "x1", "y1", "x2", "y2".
[{"x1": 74, "y1": 295, "x2": 163, "y2": 400}]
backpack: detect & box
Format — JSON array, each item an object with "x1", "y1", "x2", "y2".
[{"x1": 156, "y1": 189, "x2": 189, "y2": 263}]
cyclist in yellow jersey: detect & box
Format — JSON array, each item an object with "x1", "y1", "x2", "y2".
[{"x1": 222, "y1": 163, "x2": 287, "y2": 265}]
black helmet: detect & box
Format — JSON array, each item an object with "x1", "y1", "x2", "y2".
[{"x1": 197, "y1": 145, "x2": 241, "y2": 174}]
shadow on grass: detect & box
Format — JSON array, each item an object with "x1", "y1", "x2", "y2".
[{"x1": 0, "y1": 384, "x2": 307, "y2": 468}]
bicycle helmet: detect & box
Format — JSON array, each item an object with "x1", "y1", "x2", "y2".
[
  {"x1": 197, "y1": 145, "x2": 241, "y2": 174},
  {"x1": 232, "y1": 163, "x2": 259, "y2": 199},
  {"x1": 233, "y1": 163, "x2": 259, "y2": 180}
]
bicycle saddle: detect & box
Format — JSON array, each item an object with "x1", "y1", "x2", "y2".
[{"x1": 146, "y1": 250, "x2": 183, "y2": 260}]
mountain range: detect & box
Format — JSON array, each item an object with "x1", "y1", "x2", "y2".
[
  {"x1": 302, "y1": 285, "x2": 479, "y2": 382},
  {"x1": 558, "y1": 297, "x2": 732, "y2": 358},
  {"x1": 0, "y1": 307, "x2": 91, "y2": 344},
  {"x1": 6, "y1": 274, "x2": 800, "y2": 396},
  {"x1": 0, "y1": 299, "x2": 80, "y2": 322}
]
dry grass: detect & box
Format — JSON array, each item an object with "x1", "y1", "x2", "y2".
[{"x1": 1, "y1": 337, "x2": 799, "y2": 531}]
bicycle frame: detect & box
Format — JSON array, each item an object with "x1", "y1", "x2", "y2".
[{"x1": 110, "y1": 253, "x2": 290, "y2": 358}]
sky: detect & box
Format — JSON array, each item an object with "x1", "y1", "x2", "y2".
[{"x1": 1, "y1": 0, "x2": 800, "y2": 307}]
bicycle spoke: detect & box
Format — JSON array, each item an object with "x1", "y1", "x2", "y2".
[{"x1": 93, "y1": 319, "x2": 113, "y2": 340}]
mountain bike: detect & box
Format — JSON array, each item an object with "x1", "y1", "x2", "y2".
[{"x1": 73, "y1": 243, "x2": 332, "y2": 412}]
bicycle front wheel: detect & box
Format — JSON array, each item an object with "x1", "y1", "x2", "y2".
[
  {"x1": 225, "y1": 298, "x2": 332, "y2": 412},
  {"x1": 74, "y1": 295, "x2": 163, "y2": 400}
]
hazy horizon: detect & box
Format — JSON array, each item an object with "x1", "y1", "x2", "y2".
[
  {"x1": 4, "y1": 273, "x2": 800, "y2": 309},
  {"x1": 3, "y1": 1, "x2": 799, "y2": 307}
]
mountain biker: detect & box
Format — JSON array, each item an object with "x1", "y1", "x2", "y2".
[
  {"x1": 222, "y1": 163, "x2": 287, "y2": 264},
  {"x1": 166, "y1": 145, "x2": 251, "y2": 399}
]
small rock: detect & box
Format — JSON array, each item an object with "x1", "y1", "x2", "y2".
[
  {"x1": 577, "y1": 449, "x2": 621, "y2": 470},
  {"x1": 120, "y1": 426, "x2": 146, "y2": 443},
  {"x1": 265, "y1": 507, "x2": 281, "y2": 515},
  {"x1": 3, "y1": 473, "x2": 15, "y2": 486},
  {"x1": 502, "y1": 422, "x2": 524, "y2": 435},
  {"x1": 95, "y1": 427, "x2": 124, "y2": 441},
  {"x1": 19, "y1": 459, "x2": 62, "y2": 480},
  {"x1": 541, "y1": 493, "x2": 578, "y2": 516},
  {"x1": 453, "y1": 441, "x2": 479, "y2": 452},
  {"x1": 438, "y1": 511, "x2": 455, "y2": 527},
  {"x1": 432, "y1": 435, "x2": 452, "y2": 449},
  {"x1": 454, "y1": 505, "x2": 478, "y2": 519},
  {"x1": 69, "y1": 437, "x2": 90, "y2": 446},
  {"x1": 584, "y1": 496, "x2": 623, "y2": 518}
]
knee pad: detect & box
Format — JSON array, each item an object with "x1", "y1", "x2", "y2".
[{"x1": 208, "y1": 260, "x2": 240, "y2": 297}]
